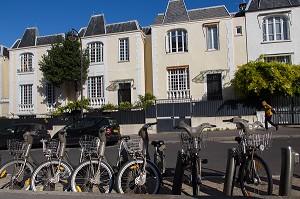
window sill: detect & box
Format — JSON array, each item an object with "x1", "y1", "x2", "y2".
[
  {"x1": 166, "y1": 51, "x2": 188, "y2": 55},
  {"x1": 205, "y1": 49, "x2": 220, "y2": 52},
  {"x1": 89, "y1": 62, "x2": 104, "y2": 66},
  {"x1": 261, "y1": 40, "x2": 291, "y2": 44},
  {"x1": 118, "y1": 60, "x2": 130, "y2": 63}
]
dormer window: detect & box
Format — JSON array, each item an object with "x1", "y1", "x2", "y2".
[{"x1": 166, "y1": 29, "x2": 188, "y2": 53}]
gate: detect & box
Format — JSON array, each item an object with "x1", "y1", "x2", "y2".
[
  {"x1": 155, "y1": 98, "x2": 192, "y2": 133},
  {"x1": 271, "y1": 96, "x2": 300, "y2": 125}
]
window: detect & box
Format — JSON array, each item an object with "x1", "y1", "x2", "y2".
[
  {"x1": 236, "y1": 26, "x2": 242, "y2": 35},
  {"x1": 46, "y1": 83, "x2": 55, "y2": 105},
  {"x1": 88, "y1": 76, "x2": 104, "y2": 99},
  {"x1": 207, "y1": 74, "x2": 222, "y2": 100},
  {"x1": 20, "y1": 84, "x2": 33, "y2": 105},
  {"x1": 206, "y1": 25, "x2": 219, "y2": 50},
  {"x1": 166, "y1": 29, "x2": 188, "y2": 53},
  {"x1": 20, "y1": 53, "x2": 33, "y2": 72},
  {"x1": 263, "y1": 16, "x2": 290, "y2": 42},
  {"x1": 88, "y1": 42, "x2": 104, "y2": 63},
  {"x1": 119, "y1": 38, "x2": 129, "y2": 61},
  {"x1": 167, "y1": 67, "x2": 190, "y2": 99},
  {"x1": 264, "y1": 55, "x2": 291, "y2": 64}
]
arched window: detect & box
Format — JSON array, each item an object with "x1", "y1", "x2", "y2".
[
  {"x1": 20, "y1": 53, "x2": 33, "y2": 72},
  {"x1": 88, "y1": 42, "x2": 104, "y2": 63},
  {"x1": 166, "y1": 29, "x2": 188, "y2": 53},
  {"x1": 263, "y1": 16, "x2": 290, "y2": 42}
]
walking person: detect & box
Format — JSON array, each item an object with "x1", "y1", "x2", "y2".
[{"x1": 262, "y1": 101, "x2": 278, "y2": 130}]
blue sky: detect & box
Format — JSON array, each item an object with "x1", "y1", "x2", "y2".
[{"x1": 0, "y1": 0, "x2": 245, "y2": 48}]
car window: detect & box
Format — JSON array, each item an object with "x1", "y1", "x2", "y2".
[
  {"x1": 85, "y1": 118, "x2": 99, "y2": 127},
  {"x1": 108, "y1": 119, "x2": 119, "y2": 126},
  {"x1": 33, "y1": 124, "x2": 45, "y2": 131},
  {"x1": 67, "y1": 119, "x2": 87, "y2": 130},
  {"x1": 16, "y1": 125, "x2": 31, "y2": 135},
  {"x1": 0, "y1": 126, "x2": 16, "y2": 135}
]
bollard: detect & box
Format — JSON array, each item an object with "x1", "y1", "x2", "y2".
[
  {"x1": 223, "y1": 148, "x2": 237, "y2": 196},
  {"x1": 279, "y1": 146, "x2": 299, "y2": 196}
]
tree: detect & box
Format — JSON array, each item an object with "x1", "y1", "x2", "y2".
[
  {"x1": 39, "y1": 32, "x2": 89, "y2": 95},
  {"x1": 232, "y1": 59, "x2": 300, "y2": 99}
]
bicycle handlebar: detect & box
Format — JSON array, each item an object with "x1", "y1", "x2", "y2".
[
  {"x1": 222, "y1": 117, "x2": 251, "y2": 133},
  {"x1": 174, "y1": 121, "x2": 216, "y2": 136}
]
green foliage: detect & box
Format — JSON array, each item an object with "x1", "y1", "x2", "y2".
[
  {"x1": 39, "y1": 32, "x2": 89, "y2": 90},
  {"x1": 101, "y1": 103, "x2": 118, "y2": 111},
  {"x1": 232, "y1": 60, "x2": 300, "y2": 98},
  {"x1": 50, "y1": 98, "x2": 91, "y2": 117},
  {"x1": 136, "y1": 92, "x2": 156, "y2": 109},
  {"x1": 118, "y1": 101, "x2": 132, "y2": 110}
]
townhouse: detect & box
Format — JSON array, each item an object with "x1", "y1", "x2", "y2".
[
  {"x1": 1, "y1": 0, "x2": 300, "y2": 118},
  {"x1": 245, "y1": 0, "x2": 300, "y2": 64},
  {"x1": 8, "y1": 15, "x2": 149, "y2": 118},
  {"x1": 0, "y1": 45, "x2": 9, "y2": 117}
]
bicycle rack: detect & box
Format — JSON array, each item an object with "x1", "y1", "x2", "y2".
[
  {"x1": 279, "y1": 146, "x2": 299, "y2": 196},
  {"x1": 223, "y1": 148, "x2": 237, "y2": 196}
]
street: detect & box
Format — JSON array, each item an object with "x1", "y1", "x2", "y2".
[{"x1": 0, "y1": 126, "x2": 299, "y2": 197}]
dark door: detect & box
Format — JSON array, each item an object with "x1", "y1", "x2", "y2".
[
  {"x1": 207, "y1": 73, "x2": 223, "y2": 100},
  {"x1": 118, "y1": 83, "x2": 131, "y2": 104}
]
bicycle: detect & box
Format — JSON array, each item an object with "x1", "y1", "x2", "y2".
[
  {"x1": 115, "y1": 122, "x2": 162, "y2": 194},
  {"x1": 223, "y1": 117, "x2": 273, "y2": 196},
  {"x1": 30, "y1": 130, "x2": 73, "y2": 191},
  {"x1": 172, "y1": 121, "x2": 216, "y2": 196},
  {"x1": 151, "y1": 140, "x2": 166, "y2": 175},
  {"x1": 70, "y1": 127, "x2": 114, "y2": 193},
  {"x1": 0, "y1": 131, "x2": 38, "y2": 190}
]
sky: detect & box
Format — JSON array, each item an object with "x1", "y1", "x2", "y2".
[{"x1": 0, "y1": 0, "x2": 246, "y2": 48}]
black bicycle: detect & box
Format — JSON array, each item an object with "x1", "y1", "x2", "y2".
[
  {"x1": 172, "y1": 121, "x2": 216, "y2": 196},
  {"x1": 223, "y1": 117, "x2": 273, "y2": 196}
]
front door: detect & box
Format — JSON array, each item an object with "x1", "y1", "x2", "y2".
[{"x1": 118, "y1": 83, "x2": 131, "y2": 104}]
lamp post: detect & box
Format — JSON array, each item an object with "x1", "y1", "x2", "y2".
[{"x1": 67, "y1": 28, "x2": 83, "y2": 118}]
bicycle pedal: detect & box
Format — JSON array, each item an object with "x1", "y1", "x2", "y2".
[{"x1": 201, "y1": 159, "x2": 208, "y2": 164}]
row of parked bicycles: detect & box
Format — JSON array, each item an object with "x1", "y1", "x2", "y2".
[{"x1": 0, "y1": 116, "x2": 273, "y2": 197}]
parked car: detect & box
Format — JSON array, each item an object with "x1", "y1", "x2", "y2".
[
  {"x1": 0, "y1": 123, "x2": 51, "y2": 149},
  {"x1": 52, "y1": 116, "x2": 120, "y2": 146}
]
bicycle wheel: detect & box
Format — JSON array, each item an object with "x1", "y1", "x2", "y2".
[
  {"x1": 0, "y1": 160, "x2": 34, "y2": 190},
  {"x1": 191, "y1": 154, "x2": 201, "y2": 196},
  {"x1": 30, "y1": 160, "x2": 72, "y2": 192},
  {"x1": 70, "y1": 159, "x2": 114, "y2": 193},
  {"x1": 239, "y1": 155, "x2": 273, "y2": 196},
  {"x1": 116, "y1": 159, "x2": 161, "y2": 194}
]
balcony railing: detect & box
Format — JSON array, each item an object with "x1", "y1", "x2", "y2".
[
  {"x1": 89, "y1": 97, "x2": 105, "y2": 108},
  {"x1": 167, "y1": 89, "x2": 190, "y2": 99},
  {"x1": 17, "y1": 67, "x2": 34, "y2": 73},
  {"x1": 19, "y1": 104, "x2": 34, "y2": 112},
  {"x1": 47, "y1": 103, "x2": 57, "y2": 112}
]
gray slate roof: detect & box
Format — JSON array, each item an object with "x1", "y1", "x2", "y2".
[
  {"x1": 247, "y1": 0, "x2": 300, "y2": 11},
  {"x1": 13, "y1": 14, "x2": 145, "y2": 49},
  {"x1": 153, "y1": 0, "x2": 230, "y2": 25}
]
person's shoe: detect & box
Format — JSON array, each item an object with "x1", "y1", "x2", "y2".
[{"x1": 276, "y1": 125, "x2": 279, "y2": 131}]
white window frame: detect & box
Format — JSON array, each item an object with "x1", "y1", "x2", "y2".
[
  {"x1": 264, "y1": 54, "x2": 292, "y2": 64},
  {"x1": 167, "y1": 67, "x2": 189, "y2": 91},
  {"x1": 20, "y1": 53, "x2": 33, "y2": 72},
  {"x1": 263, "y1": 15, "x2": 290, "y2": 42},
  {"x1": 20, "y1": 84, "x2": 33, "y2": 105},
  {"x1": 206, "y1": 25, "x2": 219, "y2": 50},
  {"x1": 119, "y1": 38, "x2": 129, "y2": 61},
  {"x1": 166, "y1": 29, "x2": 188, "y2": 53},
  {"x1": 88, "y1": 42, "x2": 104, "y2": 63},
  {"x1": 88, "y1": 76, "x2": 104, "y2": 99}
]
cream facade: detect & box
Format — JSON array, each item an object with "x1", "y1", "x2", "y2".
[
  {"x1": 0, "y1": 45, "x2": 9, "y2": 117},
  {"x1": 151, "y1": 0, "x2": 247, "y2": 101}
]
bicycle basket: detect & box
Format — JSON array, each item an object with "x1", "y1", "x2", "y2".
[
  {"x1": 180, "y1": 131, "x2": 208, "y2": 151},
  {"x1": 42, "y1": 139, "x2": 60, "y2": 156},
  {"x1": 122, "y1": 137, "x2": 144, "y2": 155},
  {"x1": 7, "y1": 139, "x2": 27, "y2": 155},
  {"x1": 79, "y1": 135, "x2": 100, "y2": 154},
  {"x1": 242, "y1": 132, "x2": 273, "y2": 149}
]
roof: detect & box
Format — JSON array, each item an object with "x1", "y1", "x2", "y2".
[
  {"x1": 12, "y1": 14, "x2": 145, "y2": 49},
  {"x1": 153, "y1": 0, "x2": 230, "y2": 25},
  {"x1": 247, "y1": 0, "x2": 300, "y2": 11}
]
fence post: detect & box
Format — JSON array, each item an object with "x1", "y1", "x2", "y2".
[
  {"x1": 279, "y1": 146, "x2": 299, "y2": 196},
  {"x1": 223, "y1": 148, "x2": 237, "y2": 196}
]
